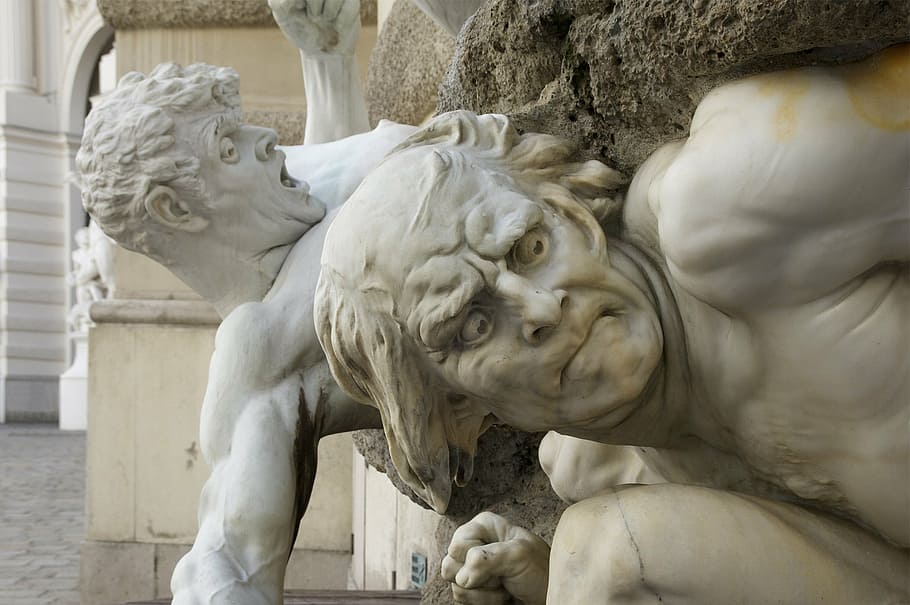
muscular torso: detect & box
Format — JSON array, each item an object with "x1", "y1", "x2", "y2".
[
  {"x1": 667, "y1": 264, "x2": 909, "y2": 545},
  {"x1": 624, "y1": 46, "x2": 910, "y2": 545}
]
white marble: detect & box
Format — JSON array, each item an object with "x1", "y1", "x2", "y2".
[
  {"x1": 59, "y1": 220, "x2": 114, "y2": 431},
  {"x1": 316, "y1": 46, "x2": 910, "y2": 604},
  {"x1": 76, "y1": 1, "x2": 417, "y2": 598},
  {"x1": 58, "y1": 331, "x2": 88, "y2": 431},
  {"x1": 270, "y1": 0, "x2": 370, "y2": 144},
  {"x1": 66, "y1": 222, "x2": 113, "y2": 333}
]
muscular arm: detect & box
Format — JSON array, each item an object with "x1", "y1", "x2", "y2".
[
  {"x1": 538, "y1": 432, "x2": 665, "y2": 504},
  {"x1": 299, "y1": 49, "x2": 370, "y2": 144},
  {"x1": 170, "y1": 305, "x2": 307, "y2": 604},
  {"x1": 171, "y1": 296, "x2": 379, "y2": 604},
  {"x1": 644, "y1": 45, "x2": 909, "y2": 311},
  {"x1": 270, "y1": 0, "x2": 370, "y2": 144}
]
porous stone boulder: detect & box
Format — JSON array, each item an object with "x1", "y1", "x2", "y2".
[
  {"x1": 365, "y1": 0, "x2": 455, "y2": 126},
  {"x1": 243, "y1": 109, "x2": 306, "y2": 146},
  {"x1": 438, "y1": 0, "x2": 910, "y2": 174}
]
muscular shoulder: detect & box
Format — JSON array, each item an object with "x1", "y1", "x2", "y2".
[
  {"x1": 216, "y1": 302, "x2": 271, "y2": 350},
  {"x1": 647, "y1": 48, "x2": 910, "y2": 311}
]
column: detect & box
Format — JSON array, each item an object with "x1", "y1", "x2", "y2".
[{"x1": 0, "y1": 0, "x2": 36, "y2": 92}]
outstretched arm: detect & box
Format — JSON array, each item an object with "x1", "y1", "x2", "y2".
[
  {"x1": 271, "y1": 0, "x2": 370, "y2": 144},
  {"x1": 170, "y1": 305, "x2": 307, "y2": 604},
  {"x1": 170, "y1": 252, "x2": 382, "y2": 604}
]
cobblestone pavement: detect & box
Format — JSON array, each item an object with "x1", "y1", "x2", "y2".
[{"x1": 0, "y1": 424, "x2": 84, "y2": 605}]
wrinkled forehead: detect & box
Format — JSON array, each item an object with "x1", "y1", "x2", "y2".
[
  {"x1": 175, "y1": 108, "x2": 239, "y2": 152},
  {"x1": 324, "y1": 145, "x2": 545, "y2": 315},
  {"x1": 397, "y1": 145, "x2": 545, "y2": 243}
]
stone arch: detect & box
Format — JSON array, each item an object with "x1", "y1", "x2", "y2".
[
  {"x1": 61, "y1": 12, "x2": 113, "y2": 136},
  {"x1": 59, "y1": 12, "x2": 113, "y2": 286}
]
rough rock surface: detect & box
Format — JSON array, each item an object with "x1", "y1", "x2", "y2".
[
  {"x1": 438, "y1": 0, "x2": 910, "y2": 174},
  {"x1": 98, "y1": 0, "x2": 377, "y2": 29},
  {"x1": 365, "y1": 0, "x2": 455, "y2": 126},
  {"x1": 353, "y1": 427, "x2": 566, "y2": 605},
  {"x1": 243, "y1": 109, "x2": 306, "y2": 146}
]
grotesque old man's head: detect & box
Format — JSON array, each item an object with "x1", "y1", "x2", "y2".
[
  {"x1": 315, "y1": 111, "x2": 665, "y2": 511},
  {"x1": 77, "y1": 62, "x2": 322, "y2": 264}
]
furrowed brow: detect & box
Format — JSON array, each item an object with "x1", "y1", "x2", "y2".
[
  {"x1": 418, "y1": 275, "x2": 483, "y2": 351},
  {"x1": 406, "y1": 259, "x2": 486, "y2": 352},
  {"x1": 465, "y1": 198, "x2": 544, "y2": 258},
  {"x1": 193, "y1": 116, "x2": 231, "y2": 155},
  {"x1": 213, "y1": 113, "x2": 239, "y2": 136}
]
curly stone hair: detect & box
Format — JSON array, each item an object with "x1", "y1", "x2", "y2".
[{"x1": 76, "y1": 62, "x2": 241, "y2": 254}]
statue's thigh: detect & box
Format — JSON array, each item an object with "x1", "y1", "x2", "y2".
[{"x1": 548, "y1": 483, "x2": 908, "y2": 605}]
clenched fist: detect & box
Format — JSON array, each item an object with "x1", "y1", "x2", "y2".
[
  {"x1": 269, "y1": 0, "x2": 361, "y2": 57},
  {"x1": 442, "y1": 512, "x2": 550, "y2": 605}
]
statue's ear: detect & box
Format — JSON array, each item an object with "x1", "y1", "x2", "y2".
[{"x1": 144, "y1": 185, "x2": 208, "y2": 232}]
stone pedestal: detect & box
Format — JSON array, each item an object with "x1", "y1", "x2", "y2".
[
  {"x1": 58, "y1": 331, "x2": 88, "y2": 431},
  {"x1": 82, "y1": 299, "x2": 355, "y2": 604}
]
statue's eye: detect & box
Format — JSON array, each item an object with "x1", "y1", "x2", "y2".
[
  {"x1": 459, "y1": 309, "x2": 493, "y2": 345},
  {"x1": 509, "y1": 228, "x2": 549, "y2": 268},
  {"x1": 220, "y1": 137, "x2": 239, "y2": 163}
]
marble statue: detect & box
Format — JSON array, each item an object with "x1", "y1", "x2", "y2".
[
  {"x1": 66, "y1": 221, "x2": 114, "y2": 332},
  {"x1": 269, "y1": 0, "x2": 368, "y2": 144},
  {"x1": 315, "y1": 45, "x2": 910, "y2": 604},
  {"x1": 60, "y1": 220, "x2": 115, "y2": 430},
  {"x1": 75, "y1": 0, "x2": 483, "y2": 602},
  {"x1": 76, "y1": 65, "x2": 407, "y2": 605}
]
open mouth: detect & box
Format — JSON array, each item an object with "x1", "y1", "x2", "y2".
[{"x1": 279, "y1": 162, "x2": 303, "y2": 189}]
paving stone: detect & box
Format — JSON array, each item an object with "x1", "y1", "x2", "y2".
[{"x1": 0, "y1": 424, "x2": 84, "y2": 605}]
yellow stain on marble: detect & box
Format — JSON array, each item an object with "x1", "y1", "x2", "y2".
[
  {"x1": 757, "y1": 71, "x2": 811, "y2": 141},
  {"x1": 843, "y1": 44, "x2": 909, "y2": 132}
]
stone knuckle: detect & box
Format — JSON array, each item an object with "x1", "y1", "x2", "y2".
[{"x1": 473, "y1": 510, "x2": 504, "y2": 528}]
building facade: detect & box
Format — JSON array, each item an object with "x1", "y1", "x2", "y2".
[{"x1": 0, "y1": 0, "x2": 112, "y2": 422}]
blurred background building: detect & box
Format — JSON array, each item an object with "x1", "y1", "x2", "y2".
[
  {"x1": 0, "y1": 0, "x2": 112, "y2": 422},
  {"x1": 2, "y1": 1, "x2": 453, "y2": 603}
]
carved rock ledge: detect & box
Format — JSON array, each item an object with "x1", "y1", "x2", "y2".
[
  {"x1": 98, "y1": 0, "x2": 377, "y2": 30},
  {"x1": 90, "y1": 299, "x2": 221, "y2": 326}
]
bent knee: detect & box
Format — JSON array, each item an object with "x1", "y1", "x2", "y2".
[
  {"x1": 549, "y1": 488, "x2": 658, "y2": 604},
  {"x1": 550, "y1": 485, "x2": 734, "y2": 604}
]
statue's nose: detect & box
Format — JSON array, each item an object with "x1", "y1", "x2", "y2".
[
  {"x1": 254, "y1": 130, "x2": 278, "y2": 161},
  {"x1": 493, "y1": 270, "x2": 566, "y2": 343},
  {"x1": 520, "y1": 287, "x2": 566, "y2": 343}
]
